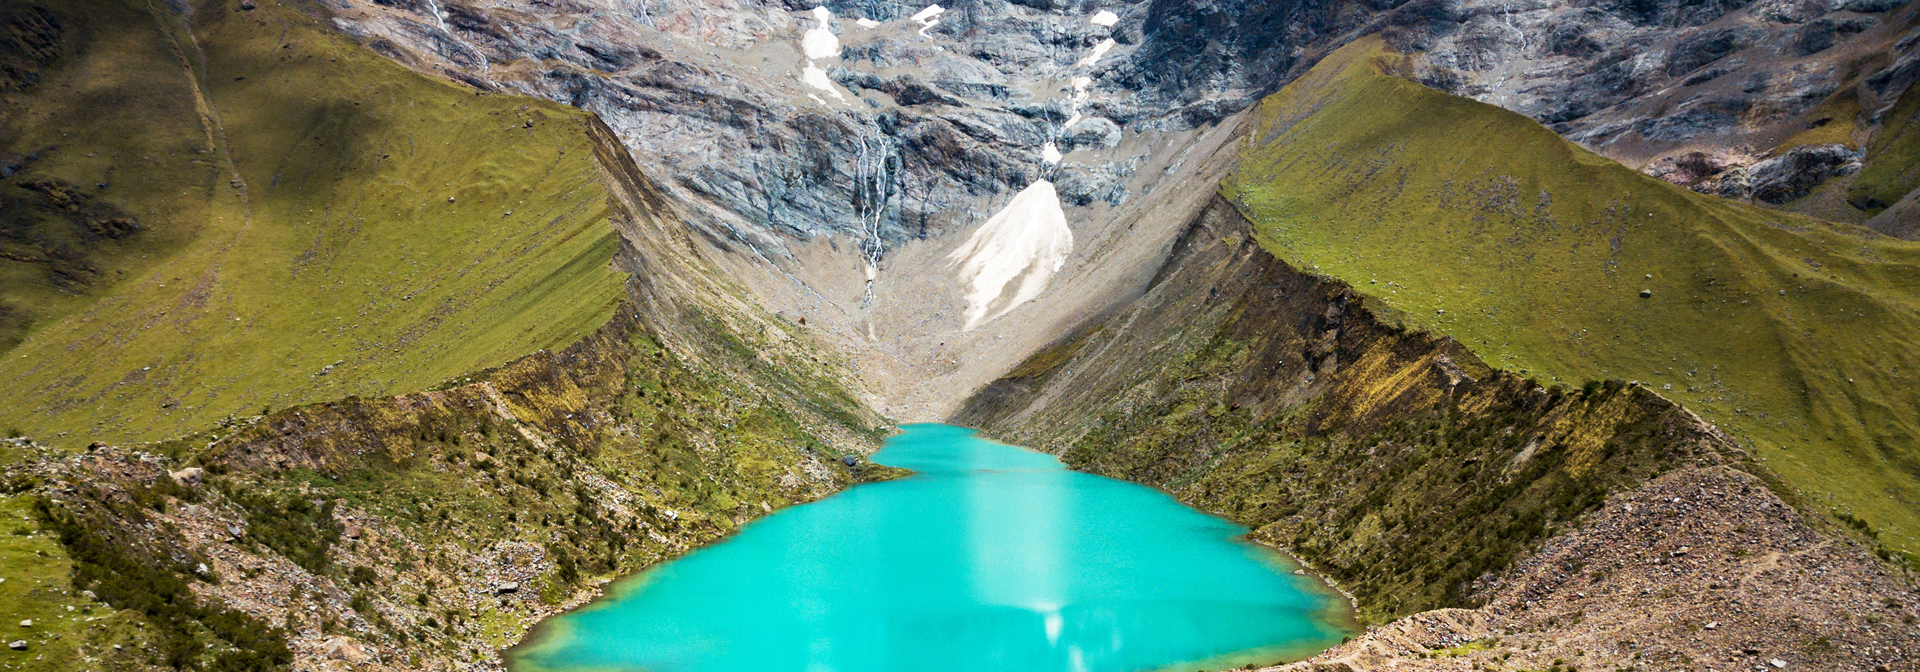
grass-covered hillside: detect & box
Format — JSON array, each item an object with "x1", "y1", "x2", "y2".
[
  {"x1": 0, "y1": 0, "x2": 626, "y2": 445},
  {"x1": 0, "y1": 3, "x2": 895, "y2": 670},
  {"x1": 1851, "y1": 84, "x2": 1920, "y2": 230},
  {"x1": 0, "y1": 0, "x2": 213, "y2": 350},
  {"x1": 1, "y1": 302, "x2": 891, "y2": 672},
  {"x1": 957, "y1": 198, "x2": 1746, "y2": 624},
  {"x1": 1224, "y1": 37, "x2": 1920, "y2": 560}
]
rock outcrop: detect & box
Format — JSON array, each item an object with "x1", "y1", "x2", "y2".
[
  {"x1": 1711, "y1": 142, "x2": 1866, "y2": 202},
  {"x1": 322, "y1": 0, "x2": 1920, "y2": 255}
]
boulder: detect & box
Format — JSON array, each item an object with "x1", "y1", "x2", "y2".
[
  {"x1": 1062, "y1": 117, "x2": 1122, "y2": 151},
  {"x1": 169, "y1": 467, "x2": 205, "y2": 486},
  {"x1": 319, "y1": 636, "x2": 371, "y2": 663},
  {"x1": 1741, "y1": 144, "x2": 1864, "y2": 204}
]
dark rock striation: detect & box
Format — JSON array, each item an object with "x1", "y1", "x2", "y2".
[{"x1": 322, "y1": 0, "x2": 1920, "y2": 257}]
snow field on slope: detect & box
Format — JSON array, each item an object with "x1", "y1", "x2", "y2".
[{"x1": 947, "y1": 180, "x2": 1075, "y2": 330}]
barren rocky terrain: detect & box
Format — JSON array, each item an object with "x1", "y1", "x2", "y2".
[{"x1": 1276, "y1": 466, "x2": 1919, "y2": 672}]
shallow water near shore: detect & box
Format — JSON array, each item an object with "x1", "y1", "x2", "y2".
[{"x1": 511, "y1": 423, "x2": 1355, "y2": 672}]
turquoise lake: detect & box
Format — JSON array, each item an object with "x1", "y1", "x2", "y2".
[{"x1": 511, "y1": 423, "x2": 1355, "y2": 672}]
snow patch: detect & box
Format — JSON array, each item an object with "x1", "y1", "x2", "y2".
[
  {"x1": 1064, "y1": 76, "x2": 1093, "y2": 128},
  {"x1": 912, "y1": 4, "x2": 945, "y2": 36},
  {"x1": 856, "y1": 17, "x2": 880, "y2": 27},
  {"x1": 802, "y1": 63, "x2": 845, "y2": 101},
  {"x1": 1041, "y1": 142, "x2": 1062, "y2": 164},
  {"x1": 1089, "y1": 10, "x2": 1118, "y2": 26},
  {"x1": 1076, "y1": 38, "x2": 1116, "y2": 67},
  {"x1": 797, "y1": 7, "x2": 846, "y2": 103},
  {"x1": 947, "y1": 180, "x2": 1075, "y2": 330},
  {"x1": 802, "y1": 7, "x2": 839, "y2": 59}
]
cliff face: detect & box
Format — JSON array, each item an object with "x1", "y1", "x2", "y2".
[
  {"x1": 303, "y1": 0, "x2": 1920, "y2": 428},
  {"x1": 319, "y1": 0, "x2": 1920, "y2": 253},
  {"x1": 956, "y1": 196, "x2": 1920, "y2": 672}
]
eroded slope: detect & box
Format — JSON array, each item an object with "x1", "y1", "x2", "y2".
[
  {"x1": 1227, "y1": 38, "x2": 1920, "y2": 560},
  {"x1": 958, "y1": 38, "x2": 1920, "y2": 671}
]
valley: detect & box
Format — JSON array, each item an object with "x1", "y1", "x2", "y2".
[{"x1": 1, "y1": 0, "x2": 1918, "y2": 671}]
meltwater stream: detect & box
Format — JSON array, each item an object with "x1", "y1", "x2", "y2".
[{"x1": 511, "y1": 424, "x2": 1355, "y2": 672}]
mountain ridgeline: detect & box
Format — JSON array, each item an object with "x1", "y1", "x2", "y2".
[
  {"x1": 0, "y1": 1, "x2": 1917, "y2": 672},
  {"x1": 1, "y1": 1, "x2": 885, "y2": 671},
  {"x1": 960, "y1": 39, "x2": 1920, "y2": 669}
]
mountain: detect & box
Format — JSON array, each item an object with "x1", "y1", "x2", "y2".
[
  {"x1": 962, "y1": 36, "x2": 1920, "y2": 668},
  {"x1": 1, "y1": 2, "x2": 884, "y2": 670},
  {"x1": 0, "y1": 0, "x2": 630, "y2": 443},
  {"x1": 1, "y1": 0, "x2": 1917, "y2": 670},
  {"x1": 1227, "y1": 34, "x2": 1920, "y2": 565}
]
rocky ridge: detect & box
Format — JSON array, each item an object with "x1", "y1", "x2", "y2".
[{"x1": 324, "y1": 0, "x2": 1920, "y2": 252}]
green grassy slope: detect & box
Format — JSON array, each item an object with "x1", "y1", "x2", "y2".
[
  {"x1": 0, "y1": 0, "x2": 216, "y2": 350},
  {"x1": 2, "y1": 302, "x2": 889, "y2": 672},
  {"x1": 0, "y1": 0, "x2": 626, "y2": 444},
  {"x1": 1850, "y1": 84, "x2": 1920, "y2": 215},
  {"x1": 1225, "y1": 38, "x2": 1920, "y2": 559}
]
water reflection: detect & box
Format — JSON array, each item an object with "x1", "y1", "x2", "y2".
[{"x1": 512, "y1": 424, "x2": 1352, "y2": 672}]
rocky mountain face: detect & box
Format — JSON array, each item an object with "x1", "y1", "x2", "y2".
[
  {"x1": 316, "y1": 0, "x2": 1920, "y2": 425},
  {"x1": 1397, "y1": 0, "x2": 1920, "y2": 230},
  {"x1": 325, "y1": 0, "x2": 1920, "y2": 241},
  {"x1": 320, "y1": 0, "x2": 1271, "y2": 418},
  {"x1": 329, "y1": 0, "x2": 1125, "y2": 256}
]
